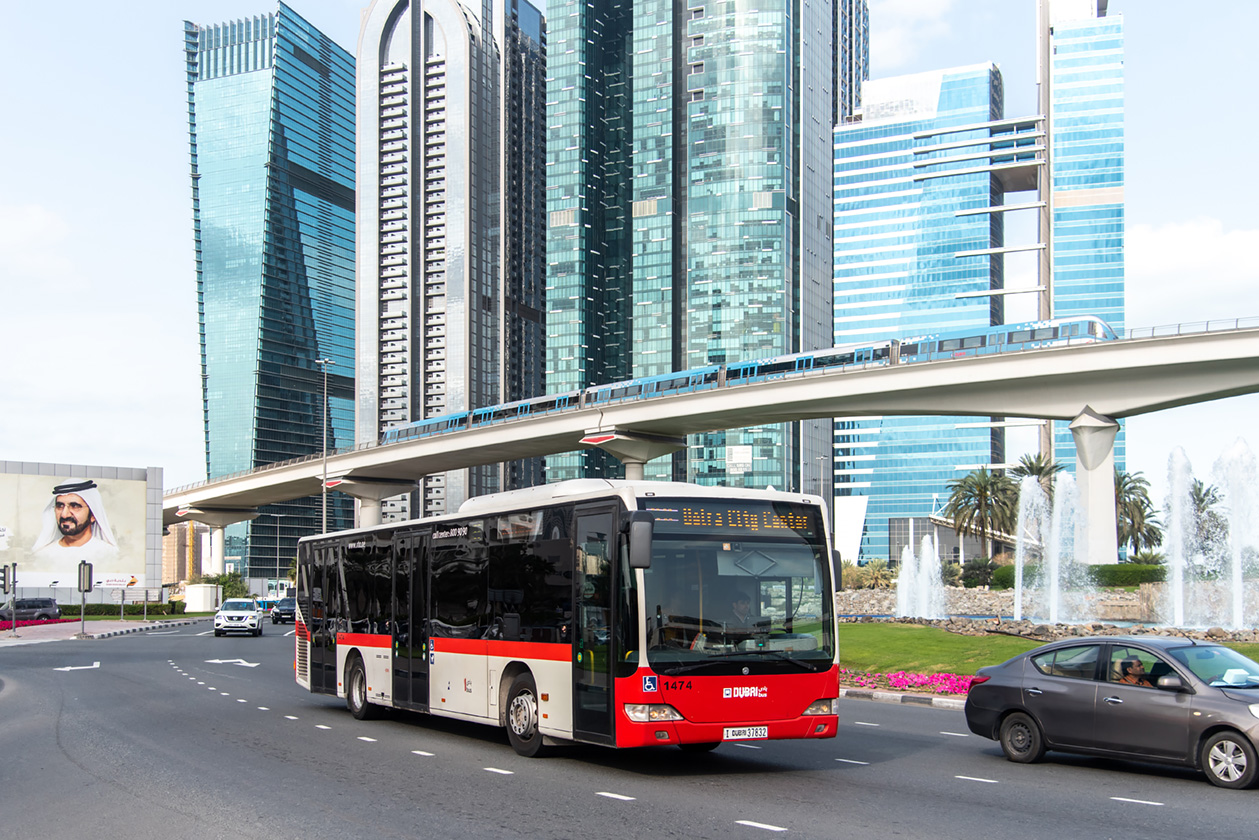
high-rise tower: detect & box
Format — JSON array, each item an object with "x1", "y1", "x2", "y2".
[
  {"x1": 545, "y1": 0, "x2": 836, "y2": 491},
  {"x1": 185, "y1": 4, "x2": 356, "y2": 579},
  {"x1": 356, "y1": 0, "x2": 547, "y2": 519}
]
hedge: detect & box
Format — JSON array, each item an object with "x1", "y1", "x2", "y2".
[
  {"x1": 60, "y1": 602, "x2": 187, "y2": 617},
  {"x1": 991, "y1": 563, "x2": 1164, "y2": 589}
]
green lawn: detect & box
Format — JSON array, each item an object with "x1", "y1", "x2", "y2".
[{"x1": 838, "y1": 622, "x2": 1259, "y2": 677}]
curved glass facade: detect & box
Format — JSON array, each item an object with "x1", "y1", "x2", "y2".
[{"x1": 186, "y1": 5, "x2": 355, "y2": 578}]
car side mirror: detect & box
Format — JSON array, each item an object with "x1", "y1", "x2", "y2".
[{"x1": 1157, "y1": 675, "x2": 1185, "y2": 691}]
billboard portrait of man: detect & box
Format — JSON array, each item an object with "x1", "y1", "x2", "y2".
[{"x1": 31, "y1": 480, "x2": 120, "y2": 563}]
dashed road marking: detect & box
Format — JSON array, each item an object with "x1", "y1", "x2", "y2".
[
  {"x1": 597, "y1": 792, "x2": 636, "y2": 801},
  {"x1": 854, "y1": 721, "x2": 879, "y2": 727},
  {"x1": 258, "y1": 706, "x2": 270, "y2": 711},
  {"x1": 1112, "y1": 797, "x2": 1163, "y2": 806},
  {"x1": 412, "y1": 750, "x2": 434, "y2": 757},
  {"x1": 955, "y1": 775, "x2": 999, "y2": 784},
  {"x1": 734, "y1": 743, "x2": 762, "y2": 750},
  {"x1": 836, "y1": 758, "x2": 869, "y2": 765},
  {"x1": 358, "y1": 736, "x2": 377, "y2": 742},
  {"x1": 940, "y1": 731, "x2": 969, "y2": 737},
  {"x1": 285, "y1": 715, "x2": 299, "y2": 720},
  {"x1": 316, "y1": 725, "x2": 331, "y2": 730},
  {"x1": 736, "y1": 820, "x2": 787, "y2": 832},
  {"x1": 484, "y1": 767, "x2": 514, "y2": 775}
]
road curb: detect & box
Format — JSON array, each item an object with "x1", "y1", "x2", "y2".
[
  {"x1": 89, "y1": 619, "x2": 206, "y2": 639},
  {"x1": 840, "y1": 688, "x2": 965, "y2": 710}
]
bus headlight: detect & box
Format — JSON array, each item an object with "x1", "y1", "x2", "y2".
[
  {"x1": 803, "y1": 699, "x2": 836, "y2": 716},
  {"x1": 624, "y1": 703, "x2": 684, "y2": 723}
]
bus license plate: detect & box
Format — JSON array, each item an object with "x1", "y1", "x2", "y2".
[{"x1": 723, "y1": 726, "x2": 768, "y2": 741}]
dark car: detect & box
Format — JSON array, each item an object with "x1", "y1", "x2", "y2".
[
  {"x1": 0, "y1": 598, "x2": 62, "y2": 622},
  {"x1": 270, "y1": 597, "x2": 296, "y2": 624},
  {"x1": 965, "y1": 635, "x2": 1259, "y2": 789}
]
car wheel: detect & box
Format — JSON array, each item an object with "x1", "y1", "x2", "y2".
[
  {"x1": 1201, "y1": 731, "x2": 1259, "y2": 789},
  {"x1": 346, "y1": 657, "x2": 380, "y2": 720},
  {"x1": 37, "y1": 615, "x2": 50, "y2": 621},
  {"x1": 256, "y1": 625, "x2": 263, "y2": 636},
  {"x1": 505, "y1": 673, "x2": 547, "y2": 757},
  {"x1": 999, "y1": 712, "x2": 1046, "y2": 764}
]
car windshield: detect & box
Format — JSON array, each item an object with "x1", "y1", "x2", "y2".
[
  {"x1": 1169, "y1": 645, "x2": 1259, "y2": 687},
  {"x1": 222, "y1": 600, "x2": 254, "y2": 611},
  {"x1": 279, "y1": 599, "x2": 295, "y2": 607}
]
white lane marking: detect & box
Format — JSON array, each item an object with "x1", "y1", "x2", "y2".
[
  {"x1": 1111, "y1": 797, "x2": 1163, "y2": 806},
  {"x1": 836, "y1": 758, "x2": 869, "y2": 765},
  {"x1": 596, "y1": 792, "x2": 636, "y2": 801},
  {"x1": 357, "y1": 736, "x2": 377, "y2": 742},
  {"x1": 411, "y1": 750, "x2": 434, "y2": 757},
  {"x1": 285, "y1": 715, "x2": 299, "y2": 720},
  {"x1": 955, "y1": 775, "x2": 999, "y2": 784},
  {"x1": 940, "y1": 731, "x2": 970, "y2": 737},
  {"x1": 53, "y1": 662, "x2": 100, "y2": 672},
  {"x1": 854, "y1": 721, "x2": 880, "y2": 727},
  {"x1": 316, "y1": 725, "x2": 331, "y2": 730},
  {"x1": 208, "y1": 687, "x2": 216, "y2": 691},
  {"x1": 220, "y1": 692, "x2": 231, "y2": 696},
  {"x1": 484, "y1": 767, "x2": 514, "y2": 775},
  {"x1": 736, "y1": 820, "x2": 788, "y2": 832},
  {"x1": 236, "y1": 699, "x2": 247, "y2": 703},
  {"x1": 204, "y1": 658, "x2": 259, "y2": 668},
  {"x1": 257, "y1": 706, "x2": 270, "y2": 711},
  {"x1": 734, "y1": 743, "x2": 762, "y2": 750},
  {"x1": 148, "y1": 631, "x2": 179, "y2": 635},
  {"x1": 197, "y1": 681, "x2": 205, "y2": 685},
  {"x1": 196, "y1": 631, "x2": 214, "y2": 636},
  {"x1": 286, "y1": 630, "x2": 296, "y2": 637}
]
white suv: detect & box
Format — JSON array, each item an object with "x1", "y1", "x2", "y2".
[{"x1": 213, "y1": 599, "x2": 264, "y2": 637}]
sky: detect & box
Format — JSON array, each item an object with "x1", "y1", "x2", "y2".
[{"x1": 1, "y1": 0, "x2": 1256, "y2": 513}]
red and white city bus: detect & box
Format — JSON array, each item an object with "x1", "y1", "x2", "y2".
[{"x1": 294, "y1": 479, "x2": 839, "y2": 756}]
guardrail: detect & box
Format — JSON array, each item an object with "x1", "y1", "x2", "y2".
[{"x1": 166, "y1": 316, "x2": 1259, "y2": 497}]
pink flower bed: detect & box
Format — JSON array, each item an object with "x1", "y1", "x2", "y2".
[
  {"x1": 0, "y1": 618, "x2": 78, "y2": 632},
  {"x1": 840, "y1": 667, "x2": 976, "y2": 695}
]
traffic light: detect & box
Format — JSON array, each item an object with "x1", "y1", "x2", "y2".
[
  {"x1": 78, "y1": 561, "x2": 94, "y2": 594},
  {"x1": 0, "y1": 564, "x2": 8, "y2": 594}
]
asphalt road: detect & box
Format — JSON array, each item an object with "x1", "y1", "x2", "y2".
[{"x1": 4, "y1": 626, "x2": 1259, "y2": 839}]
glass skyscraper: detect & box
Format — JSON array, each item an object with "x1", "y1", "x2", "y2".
[
  {"x1": 832, "y1": 65, "x2": 1009, "y2": 563},
  {"x1": 546, "y1": 0, "x2": 836, "y2": 491},
  {"x1": 1047, "y1": 0, "x2": 1125, "y2": 470},
  {"x1": 355, "y1": 0, "x2": 547, "y2": 519},
  {"x1": 185, "y1": 4, "x2": 355, "y2": 579}
]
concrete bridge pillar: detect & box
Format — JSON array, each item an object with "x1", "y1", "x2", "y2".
[
  {"x1": 324, "y1": 477, "x2": 418, "y2": 529},
  {"x1": 210, "y1": 526, "x2": 226, "y2": 576},
  {"x1": 580, "y1": 429, "x2": 687, "y2": 480},
  {"x1": 1069, "y1": 406, "x2": 1120, "y2": 566},
  {"x1": 174, "y1": 507, "x2": 261, "y2": 576}
]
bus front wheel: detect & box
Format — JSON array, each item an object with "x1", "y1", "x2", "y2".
[{"x1": 505, "y1": 673, "x2": 547, "y2": 757}]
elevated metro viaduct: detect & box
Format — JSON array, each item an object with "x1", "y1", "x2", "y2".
[{"x1": 168, "y1": 325, "x2": 1259, "y2": 570}]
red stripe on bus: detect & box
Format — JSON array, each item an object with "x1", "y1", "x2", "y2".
[
  {"x1": 337, "y1": 632, "x2": 392, "y2": 649},
  {"x1": 432, "y1": 637, "x2": 571, "y2": 662}
]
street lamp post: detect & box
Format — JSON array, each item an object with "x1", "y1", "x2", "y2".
[
  {"x1": 815, "y1": 454, "x2": 828, "y2": 497},
  {"x1": 316, "y1": 358, "x2": 335, "y2": 534},
  {"x1": 273, "y1": 512, "x2": 286, "y2": 586}
]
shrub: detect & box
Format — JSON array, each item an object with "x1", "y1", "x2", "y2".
[
  {"x1": 1088, "y1": 564, "x2": 1166, "y2": 587},
  {"x1": 961, "y1": 558, "x2": 995, "y2": 588}
]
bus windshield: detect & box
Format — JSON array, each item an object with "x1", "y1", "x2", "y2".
[{"x1": 640, "y1": 498, "x2": 834, "y2": 676}]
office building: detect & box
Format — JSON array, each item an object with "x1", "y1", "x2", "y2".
[
  {"x1": 832, "y1": 64, "x2": 1013, "y2": 562},
  {"x1": 355, "y1": 0, "x2": 547, "y2": 519},
  {"x1": 836, "y1": 0, "x2": 870, "y2": 124},
  {"x1": 545, "y1": 0, "x2": 836, "y2": 490},
  {"x1": 1043, "y1": 0, "x2": 1125, "y2": 469},
  {"x1": 185, "y1": 4, "x2": 356, "y2": 579}
]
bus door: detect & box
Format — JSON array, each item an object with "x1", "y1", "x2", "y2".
[
  {"x1": 392, "y1": 531, "x2": 430, "y2": 712},
  {"x1": 308, "y1": 543, "x2": 339, "y2": 694},
  {"x1": 573, "y1": 506, "x2": 616, "y2": 744}
]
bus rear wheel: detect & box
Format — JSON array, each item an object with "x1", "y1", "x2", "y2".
[
  {"x1": 346, "y1": 657, "x2": 380, "y2": 720},
  {"x1": 505, "y1": 673, "x2": 547, "y2": 757}
]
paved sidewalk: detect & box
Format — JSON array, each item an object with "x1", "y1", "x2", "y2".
[{"x1": 0, "y1": 617, "x2": 207, "y2": 648}]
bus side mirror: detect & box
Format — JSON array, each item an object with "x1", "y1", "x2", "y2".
[{"x1": 626, "y1": 511, "x2": 654, "y2": 569}]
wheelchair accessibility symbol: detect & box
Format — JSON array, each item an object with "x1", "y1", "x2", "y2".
[{"x1": 643, "y1": 675, "x2": 658, "y2": 693}]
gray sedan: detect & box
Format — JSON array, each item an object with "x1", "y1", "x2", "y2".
[{"x1": 965, "y1": 635, "x2": 1259, "y2": 789}]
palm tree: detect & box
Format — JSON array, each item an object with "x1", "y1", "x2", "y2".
[
  {"x1": 942, "y1": 468, "x2": 1017, "y2": 559},
  {"x1": 1010, "y1": 452, "x2": 1064, "y2": 501},
  {"x1": 1115, "y1": 469, "x2": 1162, "y2": 554},
  {"x1": 1190, "y1": 479, "x2": 1228, "y2": 555}
]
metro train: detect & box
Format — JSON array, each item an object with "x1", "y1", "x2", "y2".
[{"x1": 379, "y1": 315, "x2": 1118, "y2": 445}]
